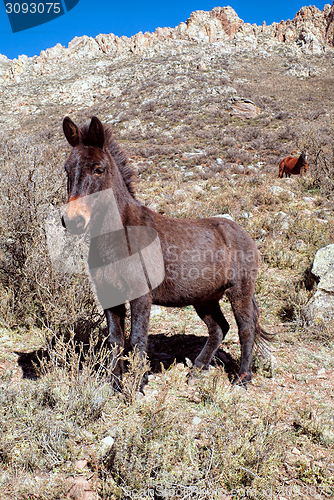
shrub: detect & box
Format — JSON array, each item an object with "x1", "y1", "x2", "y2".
[{"x1": 0, "y1": 135, "x2": 101, "y2": 333}]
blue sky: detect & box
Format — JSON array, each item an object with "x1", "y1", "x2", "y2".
[{"x1": 0, "y1": 0, "x2": 329, "y2": 59}]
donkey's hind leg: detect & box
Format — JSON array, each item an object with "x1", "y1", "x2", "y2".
[
  {"x1": 130, "y1": 293, "x2": 152, "y2": 391},
  {"x1": 194, "y1": 301, "x2": 229, "y2": 369},
  {"x1": 225, "y1": 287, "x2": 256, "y2": 385}
]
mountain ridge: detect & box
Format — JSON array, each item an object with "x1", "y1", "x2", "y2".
[{"x1": 1, "y1": 3, "x2": 334, "y2": 84}]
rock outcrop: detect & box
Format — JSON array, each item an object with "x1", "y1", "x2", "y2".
[
  {"x1": 307, "y1": 244, "x2": 334, "y2": 323},
  {"x1": 228, "y1": 97, "x2": 261, "y2": 119}
]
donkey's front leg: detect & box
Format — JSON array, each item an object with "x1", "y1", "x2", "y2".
[
  {"x1": 105, "y1": 304, "x2": 126, "y2": 387},
  {"x1": 130, "y1": 293, "x2": 152, "y2": 391}
]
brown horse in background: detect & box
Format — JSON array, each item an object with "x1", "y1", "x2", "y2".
[
  {"x1": 61, "y1": 116, "x2": 271, "y2": 388},
  {"x1": 278, "y1": 151, "x2": 308, "y2": 178}
]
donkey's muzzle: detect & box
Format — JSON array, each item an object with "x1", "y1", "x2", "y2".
[{"x1": 61, "y1": 214, "x2": 86, "y2": 235}]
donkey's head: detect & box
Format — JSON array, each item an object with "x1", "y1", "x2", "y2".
[{"x1": 62, "y1": 116, "x2": 116, "y2": 234}]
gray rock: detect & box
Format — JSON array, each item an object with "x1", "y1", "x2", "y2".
[
  {"x1": 150, "y1": 305, "x2": 162, "y2": 317},
  {"x1": 100, "y1": 436, "x2": 115, "y2": 456},
  {"x1": 213, "y1": 214, "x2": 234, "y2": 221},
  {"x1": 306, "y1": 244, "x2": 334, "y2": 322},
  {"x1": 270, "y1": 185, "x2": 296, "y2": 199},
  {"x1": 173, "y1": 189, "x2": 187, "y2": 201},
  {"x1": 311, "y1": 244, "x2": 334, "y2": 293}
]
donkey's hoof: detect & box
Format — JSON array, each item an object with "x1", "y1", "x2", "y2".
[
  {"x1": 232, "y1": 372, "x2": 250, "y2": 388},
  {"x1": 194, "y1": 359, "x2": 210, "y2": 370},
  {"x1": 139, "y1": 372, "x2": 149, "y2": 394}
]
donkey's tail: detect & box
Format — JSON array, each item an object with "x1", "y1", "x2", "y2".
[{"x1": 252, "y1": 296, "x2": 275, "y2": 360}]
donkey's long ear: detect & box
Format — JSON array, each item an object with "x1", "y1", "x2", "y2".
[
  {"x1": 63, "y1": 117, "x2": 81, "y2": 147},
  {"x1": 88, "y1": 116, "x2": 105, "y2": 149}
]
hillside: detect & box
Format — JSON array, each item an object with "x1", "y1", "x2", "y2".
[{"x1": 0, "y1": 5, "x2": 334, "y2": 500}]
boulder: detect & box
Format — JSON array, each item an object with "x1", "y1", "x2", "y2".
[
  {"x1": 228, "y1": 97, "x2": 261, "y2": 119},
  {"x1": 306, "y1": 244, "x2": 334, "y2": 322}
]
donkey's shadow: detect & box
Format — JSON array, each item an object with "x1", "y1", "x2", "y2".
[
  {"x1": 16, "y1": 333, "x2": 238, "y2": 381},
  {"x1": 147, "y1": 333, "x2": 238, "y2": 377}
]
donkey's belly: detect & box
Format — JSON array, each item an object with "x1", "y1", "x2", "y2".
[{"x1": 151, "y1": 258, "x2": 228, "y2": 307}]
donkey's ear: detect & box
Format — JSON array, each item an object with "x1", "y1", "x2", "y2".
[
  {"x1": 88, "y1": 116, "x2": 105, "y2": 149},
  {"x1": 63, "y1": 117, "x2": 81, "y2": 147}
]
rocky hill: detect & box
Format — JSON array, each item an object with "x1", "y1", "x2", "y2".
[{"x1": 1, "y1": 4, "x2": 334, "y2": 135}]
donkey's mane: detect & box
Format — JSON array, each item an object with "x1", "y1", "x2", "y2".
[{"x1": 80, "y1": 123, "x2": 136, "y2": 197}]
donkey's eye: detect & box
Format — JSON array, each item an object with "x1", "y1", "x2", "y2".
[{"x1": 92, "y1": 166, "x2": 105, "y2": 175}]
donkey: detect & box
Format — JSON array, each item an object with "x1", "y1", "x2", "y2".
[
  {"x1": 61, "y1": 116, "x2": 271, "y2": 388},
  {"x1": 278, "y1": 151, "x2": 308, "y2": 178}
]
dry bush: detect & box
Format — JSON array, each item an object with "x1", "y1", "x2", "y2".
[
  {"x1": 276, "y1": 282, "x2": 312, "y2": 324},
  {"x1": 293, "y1": 406, "x2": 334, "y2": 448},
  {"x1": 102, "y1": 368, "x2": 286, "y2": 500},
  {"x1": 0, "y1": 332, "x2": 117, "y2": 497},
  {"x1": 0, "y1": 135, "x2": 101, "y2": 334},
  {"x1": 293, "y1": 125, "x2": 334, "y2": 197},
  {"x1": 309, "y1": 144, "x2": 334, "y2": 197},
  {"x1": 221, "y1": 136, "x2": 236, "y2": 148}
]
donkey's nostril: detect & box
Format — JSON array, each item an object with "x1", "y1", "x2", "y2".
[
  {"x1": 75, "y1": 215, "x2": 86, "y2": 230},
  {"x1": 62, "y1": 214, "x2": 87, "y2": 234}
]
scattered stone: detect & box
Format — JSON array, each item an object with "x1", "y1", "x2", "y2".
[
  {"x1": 66, "y1": 476, "x2": 95, "y2": 500},
  {"x1": 275, "y1": 211, "x2": 293, "y2": 230},
  {"x1": 185, "y1": 357, "x2": 193, "y2": 368},
  {"x1": 270, "y1": 185, "x2": 296, "y2": 199},
  {"x1": 311, "y1": 244, "x2": 334, "y2": 293},
  {"x1": 197, "y1": 61, "x2": 208, "y2": 71},
  {"x1": 182, "y1": 151, "x2": 206, "y2": 158},
  {"x1": 173, "y1": 189, "x2": 187, "y2": 201},
  {"x1": 240, "y1": 211, "x2": 253, "y2": 219},
  {"x1": 291, "y1": 447, "x2": 301, "y2": 455},
  {"x1": 213, "y1": 214, "x2": 234, "y2": 221},
  {"x1": 192, "y1": 184, "x2": 205, "y2": 193},
  {"x1": 295, "y1": 240, "x2": 305, "y2": 250},
  {"x1": 150, "y1": 305, "x2": 162, "y2": 317},
  {"x1": 301, "y1": 209, "x2": 313, "y2": 217},
  {"x1": 317, "y1": 368, "x2": 326, "y2": 378},
  {"x1": 75, "y1": 459, "x2": 88, "y2": 471},
  {"x1": 100, "y1": 436, "x2": 114, "y2": 456},
  {"x1": 303, "y1": 196, "x2": 316, "y2": 208}
]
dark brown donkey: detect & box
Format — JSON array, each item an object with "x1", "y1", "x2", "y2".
[
  {"x1": 61, "y1": 116, "x2": 270, "y2": 387},
  {"x1": 278, "y1": 151, "x2": 308, "y2": 178}
]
